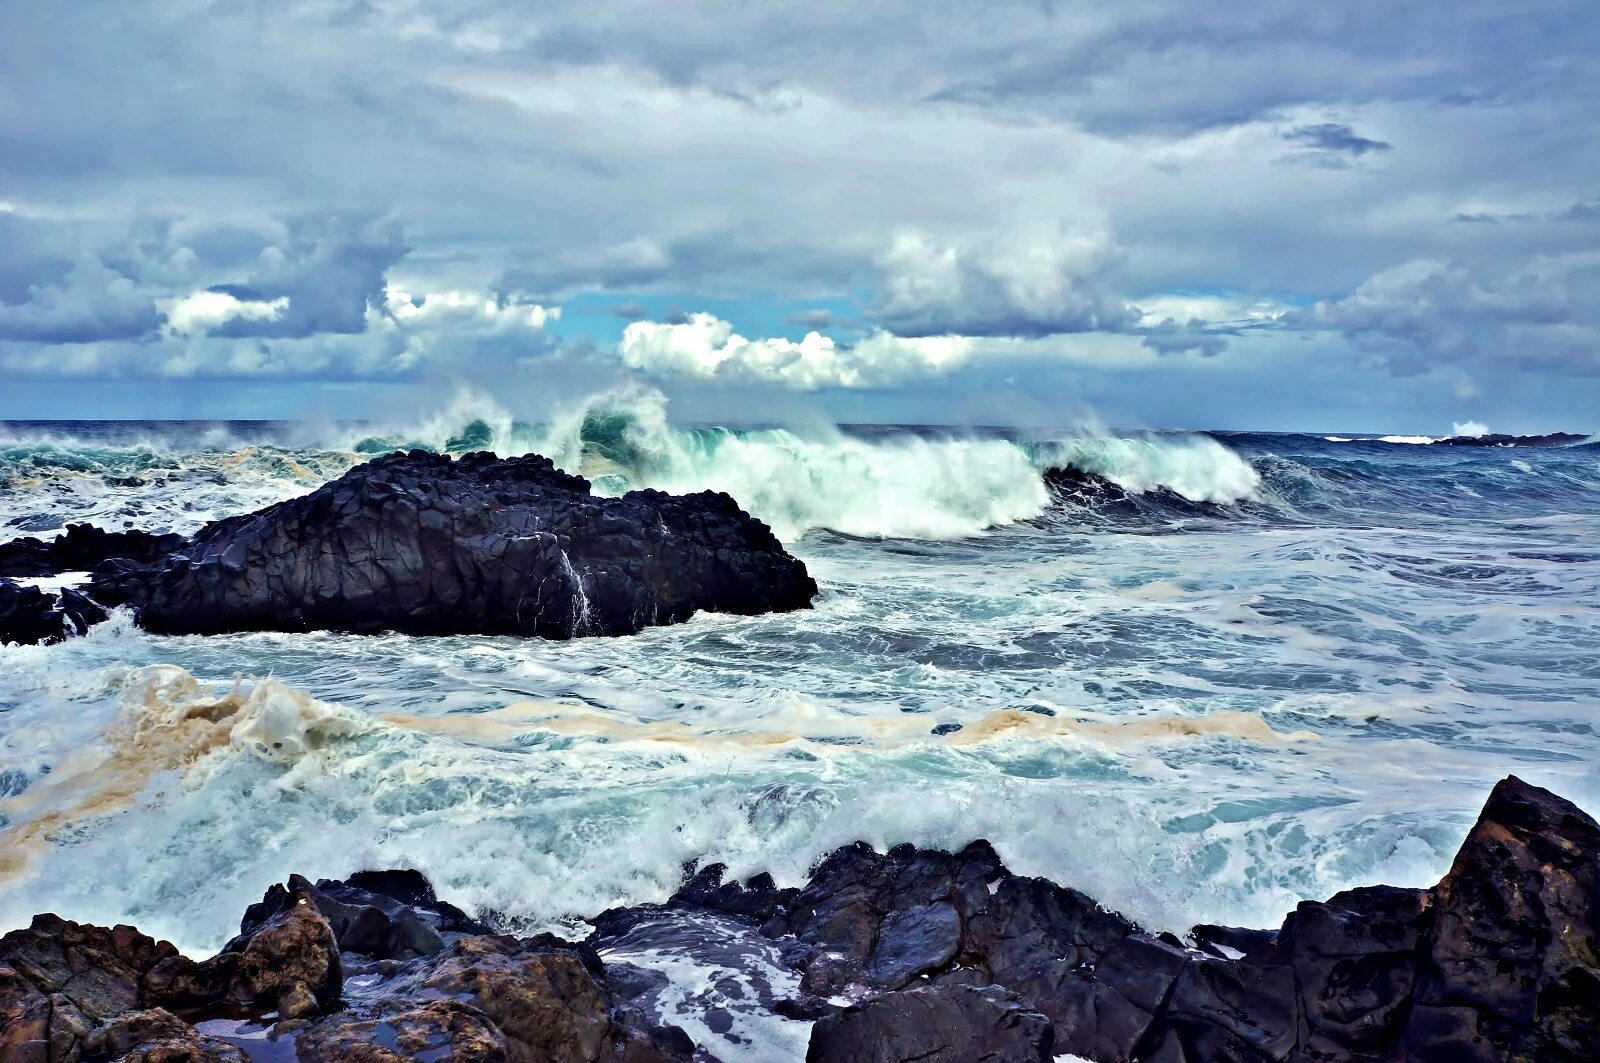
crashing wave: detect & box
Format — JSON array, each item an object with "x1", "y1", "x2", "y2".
[{"x1": 5, "y1": 389, "x2": 1283, "y2": 543}]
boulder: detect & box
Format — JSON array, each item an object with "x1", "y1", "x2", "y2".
[{"x1": 92, "y1": 449, "x2": 816, "y2": 638}]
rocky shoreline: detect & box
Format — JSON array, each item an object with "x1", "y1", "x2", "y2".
[
  {"x1": 3, "y1": 774, "x2": 1595, "y2": 1062},
  {"x1": 0, "y1": 450, "x2": 816, "y2": 645}
]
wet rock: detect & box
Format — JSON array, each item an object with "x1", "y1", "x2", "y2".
[
  {"x1": 0, "y1": 578, "x2": 107, "y2": 645},
  {"x1": 218, "y1": 887, "x2": 342, "y2": 1017},
  {"x1": 301, "y1": 935, "x2": 692, "y2": 1062},
  {"x1": 865, "y1": 901, "x2": 962, "y2": 988},
  {"x1": 671, "y1": 862, "x2": 799, "y2": 924},
  {"x1": 1420, "y1": 774, "x2": 1600, "y2": 1059},
  {"x1": 94, "y1": 449, "x2": 815, "y2": 638},
  {"x1": 242, "y1": 871, "x2": 487, "y2": 962},
  {"x1": 82, "y1": 1008, "x2": 246, "y2": 1062},
  {"x1": 0, "y1": 523, "x2": 187, "y2": 579},
  {"x1": 806, "y1": 983, "x2": 1055, "y2": 1063}
]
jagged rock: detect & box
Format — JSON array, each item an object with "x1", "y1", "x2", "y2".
[
  {"x1": 0, "y1": 578, "x2": 107, "y2": 645},
  {"x1": 298, "y1": 935, "x2": 691, "y2": 1062},
  {"x1": 0, "y1": 523, "x2": 187, "y2": 579},
  {"x1": 241, "y1": 871, "x2": 487, "y2": 963},
  {"x1": 806, "y1": 983, "x2": 1055, "y2": 1062},
  {"x1": 91, "y1": 449, "x2": 815, "y2": 638},
  {"x1": 219, "y1": 888, "x2": 342, "y2": 1018},
  {"x1": 1420, "y1": 774, "x2": 1600, "y2": 1059},
  {"x1": 5, "y1": 777, "x2": 1597, "y2": 1063}
]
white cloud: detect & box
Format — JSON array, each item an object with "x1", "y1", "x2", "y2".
[
  {"x1": 870, "y1": 229, "x2": 1136, "y2": 338},
  {"x1": 162, "y1": 290, "x2": 288, "y2": 334},
  {"x1": 618, "y1": 312, "x2": 971, "y2": 389}
]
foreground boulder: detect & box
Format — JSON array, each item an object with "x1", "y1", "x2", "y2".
[
  {"x1": 4, "y1": 776, "x2": 1595, "y2": 1061},
  {"x1": 88, "y1": 449, "x2": 816, "y2": 638}
]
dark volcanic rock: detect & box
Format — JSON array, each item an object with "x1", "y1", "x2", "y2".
[
  {"x1": 7, "y1": 777, "x2": 1598, "y2": 1062},
  {"x1": 297, "y1": 934, "x2": 690, "y2": 1062},
  {"x1": 0, "y1": 578, "x2": 108, "y2": 644},
  {"x1": 0, "y1": 522, "x2": 187, "y2": 578},
  {"x1": 93, "y1": 449, "x2": 815, "y2": 638},
  {"x1": 806, "y1": 983, "x2": 1055, "y2": 1062},
  {"x1": 1435, "y1": 432, "x2": 1590, "y2": 448}
]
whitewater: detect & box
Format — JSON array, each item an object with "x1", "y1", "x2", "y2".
[{"x1": 2, "y1": 389, "x2": 1599, "y2": 973}]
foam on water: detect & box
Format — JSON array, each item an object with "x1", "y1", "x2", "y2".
[{"x1": 3, "y1": 403, "x2": 1600, "y2": 987}]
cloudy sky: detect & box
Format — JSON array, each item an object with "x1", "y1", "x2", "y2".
[{"x1": 2, "y1": 0, "x2": 1597, "y2": 432}]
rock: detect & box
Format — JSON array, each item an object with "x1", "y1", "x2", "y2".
[
  {"x1": 4, "y1": 776, "x2": 1597, "y2": 1063},
  {"x1": 82, "y1": 1008, "x2": 246, "y2": 1062},
  {"x1": 0, "y1": 523, "x2": 187, "y2": 579},
  {"x1": 241, "y1": 871, "x2": 488, "y2": 962},
  {"x1": 93, "y1": 449, "x2": 815, "y2": 638},
  {"x1": 866, "y1": 901, "x2": 962, "y2": 988},
  {"x1": 220, "y1": 887, "x2": 342, "y2": 1017},
  {"x1": 806, "y1": 983, "x2": 1055, "y2": 1063},
  {"x1": 1420, "y1": 774, "x2": 1600, "y2": 1059},
  {"x1": 0, "y1": 578, "x2": 107, "y2": 645},
  {"x1": 671, "y1": 862, "x2": 798, "y2": 924},
  {"x1": 299, "y1": 935, "x2": 691, "y2": 1062},
  {"x1": 1435, "y1": 432, "x2": 1590, "y2": 447}
]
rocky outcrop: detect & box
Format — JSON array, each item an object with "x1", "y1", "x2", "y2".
[
  {"x1": 4, "y1": 776, "x2": 1595, "y2": 1061},
  {"x1": 0, "y1": 579, "x2": 107, "y2": 645},
  {"x1": 0, "y1": 524, "x2": 187, "y2": 580},
  {"x1": 602, "y1": 775, "x2": 1600, "y2": 1062},
  {"x1": 87, "y1": 449, "x2": 816, "y2": 638},
  {"x1": 1434, "y1": 432, "x2": 1590, "y2": 448}
]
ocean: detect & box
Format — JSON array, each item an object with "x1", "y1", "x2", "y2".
[{"x1": 2, "y1": 389, "x2": 1598, "y2": 978}]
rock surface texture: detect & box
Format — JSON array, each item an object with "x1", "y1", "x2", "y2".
[
  {"x1": 0, "y1": 450, "x2": 816, "y2": 642},
  {"x1": 2, "y1": 776, "x2": 1595, "y2": 1061}
]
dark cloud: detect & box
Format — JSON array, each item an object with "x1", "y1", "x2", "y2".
[
  {"x1": 0, "y1": 0, "x2": 1598, "y2": 424},
  {"x1": 1283, "y1": 123, "x2": 1392, "y2": 156},
  {"x1": 610, "y1": 301, "x2": 648, "y2": 320},
  {"x1": 1140, "y1": 318, "x2": 1233, "y2": 357}
]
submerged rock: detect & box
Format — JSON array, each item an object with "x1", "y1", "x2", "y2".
[
  {"x1": 91, "y1": 449, "x2": 816, "y2": 638},
  {"x1": 5, "y1": 776, "x2": 1596, "y2": 1061}
]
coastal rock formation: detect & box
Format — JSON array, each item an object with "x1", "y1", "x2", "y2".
[
  {"x1": 0, "y1": 524, "x2": 186, "y2": 580},
  {"x1": 1434, "y1": 432, "x2": 1590, "y2": 448},
  {"x1": 0, "y1": 579, "x2": 107, "y2": 645},
  {"x1": 3, "y1": 776, "x2": 1595, "y2": 1061},
  {"x1": 89, "y1": 449, "x2": 817, "y2": 638}
]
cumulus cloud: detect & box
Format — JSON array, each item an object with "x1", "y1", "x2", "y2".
[
  {"x1": 869, "y1": 230, "x2": 1136, "y2": 338},
  {"x1": 162, "y1": 289, "x2": 288, "y2": 335},
  {"x1": 0, "y1": 256, "x2": 162, "y2": 343},
  {"x1": 617, "y1": 312, "x2": 970, "y2": 389},
  {"x1": 1290, "y1": 257, "x2": 1597, "y2": 374}
]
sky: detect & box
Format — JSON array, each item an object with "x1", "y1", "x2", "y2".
[{"x1": 1, "y1": 1, "x2": 1598, "y2": 433}]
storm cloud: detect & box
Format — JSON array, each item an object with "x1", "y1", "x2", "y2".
[{"x1": 1, "y1": 0, "x2": 1597, "y2": 430}]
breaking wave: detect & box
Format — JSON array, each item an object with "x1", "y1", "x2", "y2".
[{"x1": 3, "y1": 388, "x2": 1276, "y2": 542}]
